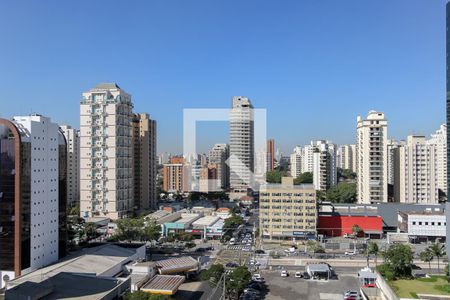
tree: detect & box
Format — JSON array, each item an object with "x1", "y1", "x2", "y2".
[
  {"x1": 124, "y1": 291, "x2": 167, "y2": 300},
  {"x1": 227, "y1": 266, "x2": 252, "y2": 299},
  {"x1": 142, "y1": 219, "x2": 161, "y2": 242},
  {"x1": 115, "y1": 217, "x2": 145, "y2": 242},
  {"x1": 306, "y1": 240, "x2": 325, "y2": 254},
  {"x1": 383, "y1": 243, "x2": 414, "y2": 279},
  {"x1": 84, "y1": 222, "x2": 100, "y2": 241},
  {"x1": 200, "y1": 264, "x2": 225, "y2": 286},
  {"x1": 420, "y1": 248, "x2": 434, "y2": 273},
  {"x1": 368, "y1": 241, "x2": 380, "y2": 267},
  {"x1": 351, "y1": 224, "x2": 363, "y2": 237},
  {"x1": 338, "y1": 168, "x2": 357, "y2": 181},
  {"x1": 266, "y1": 170, "x2": 286, "y2": 183},
  {"x1": 68, "y1": 202, "x2": 80, "y2": 216},
  {"x1": 326, "y1": 182, "x2": 357, "y2": 203},
  {"x1": 294, "y1": 172, "x2": 313, "y2": 184},
  {"x1": 429, "y1": 242, "x2": 446, "y2": 273},
  {"x1": 224, "y1": 214, "x2": 244, "y2": 231}
]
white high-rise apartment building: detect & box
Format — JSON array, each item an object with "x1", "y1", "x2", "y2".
[
  {"x1": 80, "y1": 83, "x2": 133, "y2": 220},
  {"x1": 290, "y1": 146, "x2": 303, "y2": 179},
  {"x1": 427, "y1": 124, "x2": 447, "y2": 194},
  {"x1": 302, "y1": 144, "x2": 314, "y2": 173},
  {"x1": 337, "y1": 144, "x2": 356, "y2": 172},
  {"x1": 60, "y1": 125, "x2": 80, "y2": 205},
  {"x1": 394, "y1": 135, "x2": 439, "y2": 204},
  {"x1": 312, "y1": 140, "x2": 337, "y2": 191},
  {"x1": 387, "y1": 139, "x2": 400, "y2": 185},
  {"x1": 229, "y1": 96, "x2": 254, "y2": 199},
  {"x1": 357, "y1": 111, "x2": 388, "y2": 204},
  {"x1": 0, "y1": 114, "x2": 66, "y2": 284},
  {"x1": 208, "y1": 143, "x2": 229, "y2": 190}
]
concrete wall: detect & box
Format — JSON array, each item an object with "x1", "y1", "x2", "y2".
[{"x1": 374, "y1": 271, "x2": 398, "y2": 300}]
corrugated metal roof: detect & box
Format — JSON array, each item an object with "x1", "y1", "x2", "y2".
[
  {"x1": 142, "y1": 275, "x2": 185, "y2": 294},
  {"x1": 156, "y1": 256, "x2": 199, "y2": 274}
]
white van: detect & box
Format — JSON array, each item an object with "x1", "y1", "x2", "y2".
[{"x1": 229, "y1": 238, "x2": 236, "y2": 245}]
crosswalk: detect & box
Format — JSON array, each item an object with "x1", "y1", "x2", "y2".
[{"x1": 227, "y1": 245, "x2": 253, "y2": 251}]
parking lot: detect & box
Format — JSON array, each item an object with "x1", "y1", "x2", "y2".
[{"x1": 259, "y1": 269, "x2": 360, "y2": 300}]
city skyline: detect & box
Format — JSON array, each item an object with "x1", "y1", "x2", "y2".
[{"x1": 0, "y1": 0, "x2": 446, "y2": 155}]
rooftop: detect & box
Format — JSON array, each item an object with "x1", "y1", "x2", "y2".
[
  {"x1": 192, "y1": 216, "x2": 220, "y2": 227},
  {"x1": 6, "y1": 272, "x2": 126, "y2": 300},
  {"x1": 141, "y1": 275, "x2": 185, "y2": 295},
  {"x1": 155, "y1": 256, "x2": 199, "y2": 275},
  {"x1": 9, "y1": 244, "x2": 140, "y2": 286},
  {"x1": 93, "y1": 83, "x2": 121, "y2": 90}
]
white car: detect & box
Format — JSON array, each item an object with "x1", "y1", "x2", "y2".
[
  {"x1": 252, "y1": 273, "x2": 261, "y2": 280},
  {"x1": 345, "y1": 250, "x2": 356, "y2": 256},
  {"x1": 295, "y1": 271, "x2": 303, "y2": 278},
  {"x1": 280, "y1": 270, "x2": 289, "y2": 277}
]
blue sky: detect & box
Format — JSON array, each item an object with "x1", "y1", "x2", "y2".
[{"x1": 0, "y1": 0, "x2": 446, "y2": 154}]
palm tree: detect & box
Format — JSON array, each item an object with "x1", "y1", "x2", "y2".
[
  {"x1": 429, "y1": 242, "x2": 446, "y2": 273},
  {"x1": 368, "y1": 241, "x2": 380, "y2": 267},
  {"x1": 420, "y1": 248, "x2": 433, "y2": 273}
]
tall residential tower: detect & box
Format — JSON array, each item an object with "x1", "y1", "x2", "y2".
[
  {"x1": 132, "y1": 113, "x2": 157, "y2": 211},
  {"x1": 60, "y1": 125, "x2": 80, "y2": 206},
  {"x1": 229, "y1": 96, "x2": 254, "y2": 199},
  {"x1": 357, "y1": 111, "x2": 388, "y2": 204},
  {"x1": 80, "y1": 83, "x2": 134, "y2": 220}
]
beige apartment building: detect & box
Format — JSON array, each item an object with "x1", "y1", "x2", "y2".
[
  {"x1": 60, "y1": 125, "x2": 80, "y2": 205},
  {"x1": 357, "y1": 111, "x2": 388, "y2": 204},
  {"x1": 394, "y1": 135, "x2": 439, "y2": 204},
  {"x1": 337, "y1": 144, "x2": 356, "y2": 172},
  {"x1": 132, "y1": 113, "x2": 157, "y2": 211},
  {"x1": 259, "y1": 177, "x2": 317, "y2": 240},
  {"x1": 80, "y1": 83, "x2": 134, "y2": 220},
  {"x1": 427, "y1": 124, "x2": 447, "y2": 195}
]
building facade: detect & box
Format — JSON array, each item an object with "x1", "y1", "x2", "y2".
[
  {"x1": 267, "y1": 139, "x2": 275, "y2": 172},
  {"x1": 428, "y1": 124, "x2": 447, "y2": 196},
  {"x1": 259, "y1": 177, "x2": 316, "y2": 240},
  {"x1": 337, "y1": 144, "x2": 356, "y2": 172},
  {"x1": 229, "y1": 96, "x2": 254, "y2": 199},
  {"x1": 163, "y1": 157, "x2": 185, "y2": 193},
  {"x1": 290, "y1": 146, "x2": 303, "y2": 179},
  {"x1": 60, "y1": 125, "x2": 80, "y2": 206},
  {"x1": 357, "y1": 111, "x2": 388, "y2": 204},
  {"x1": 394, "y1": 135, "x2": 439, "y2": 204},
  {"x1": 312, "y1": 140, "x2": 337, "y2": 191},
  {"x1": 199, "y1": 163, "x2": 218, "y2": 193},
  {"x1": 208, "y1": 143, "x2": 229, "y2": 190},
  {"x1": 387, "y1": 139, "x2": 399, "y2": 186},
  {"x1": 0, "y1": 115, "x2": 67, "y2": 287},
  {"x1": 398, "y1": 211, "x2": 446, "y2": 240},
  {"x1": 80, "y1": 83, "x2": 134, "y2": 220},
  {"x1": 132, "y1": 113, "x2": 157, "y2": 211}
]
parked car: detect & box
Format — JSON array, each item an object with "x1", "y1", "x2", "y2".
[
  {"x1": 226, "y1": 262, "x2": 239, "y2": 268},
  {"x1": 345, "y1": 250, "x2": 356, "y2": 256},
  {"x1": 255, "y1": 250, "x2": 265, "y2": 254},
  {"x1": 344, "y1": 290, "x2": 361, "y2": 300},
  {"x1": 280, "y1": 270, "x2": 289, "y2": 277},
  {"x1": 295, "y1": 271, "x2": 303, "y2": 278}
]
